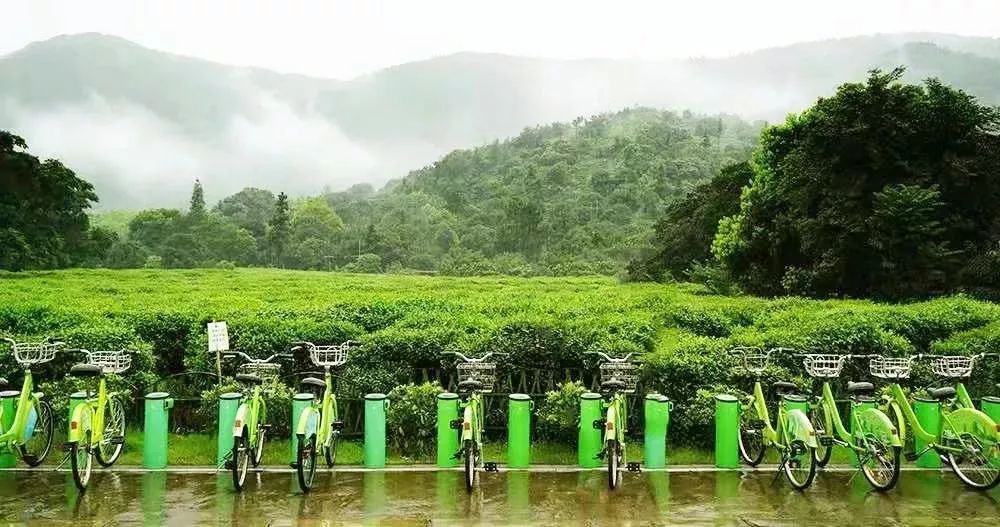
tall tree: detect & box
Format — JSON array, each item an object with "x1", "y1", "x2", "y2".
[
  {"x1": 189, "y1": 179, "x2": 206, "y2": 218},
  {"x1": 266, "y1": 192, "x2": 291, "y2": 266}
]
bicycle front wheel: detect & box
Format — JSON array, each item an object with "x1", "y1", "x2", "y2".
[
  {"x1": 232, "y1": 430, "x2": 251, "y2": 491},
  {"x1": 783, "y1": 440, "x2": 817, "y2": 490},
  {"x1": 297, "y1": 434, "x2": 318, "y2": 493},
  {"x1": 20, "y1": 399, "x2": 53, "y2": 466},
  {"x1": 947, "y1": 439, "x2": 1000, "y2": 490},
  {"x1": 251, "y1": 423, "x2": 266, "y2": 468},
  {"x1": 324, "y1": 431, "x2": 339, "y2": 468},
  {"x1": 810, "y1": 406, "x2": 832, "y2": 467},
  {"x1": 70, "y1": 430, "x2": 93, "y2": 492},
  {"x1": 96, "y1": 397, "x2": 126, "y2": 467},
  {"x1": 857, "y1": 434, "x2": 901, "y2": 492},
  {"x1": 738, "y1": 402, "x2": 766, "y2": 466},
  {"x1": 607, "y1": 439, "x2": 621, "y2": 490}
]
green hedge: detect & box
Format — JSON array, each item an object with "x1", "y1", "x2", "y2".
[{"x1": 2, "y1": 270, "x2": 999, "y2": 449}]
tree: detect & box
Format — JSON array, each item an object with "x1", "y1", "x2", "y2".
[
  {"x1": 215, "y1": 187, "x2": 276, "y2": 241},
  {"x1": 713, "y1": 69, "x2": 1000, "y2": 298},
  {"x1": 0, "y1": 130, "x2": 99, "y2": 270},
  {"x1": 284, "y1": 197, "x2": 344, "y2": 269},
  {"x1": 189, "y1": 179, "x2": 206, "y2": 218},
  {"x1": 265, "y1": 192, "x2": 291, "y2": 266}
]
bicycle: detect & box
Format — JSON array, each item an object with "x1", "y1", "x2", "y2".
[
  {"x1": 222, "y1": 350, "x2": 290, "y2": 491},
  {"x1": 444, "y1": 350, "x2": 499, "y2": 492},
  {"x1": 585, "y1": 350, "x2": 639, "y2": 490},
  {"x1": 0, "y1": 338, "x2": 57, "y2": 467},
  {"x1": 800, "y1": 353, "x2": 902, "y2": 491},
  {"x1": 66, "y1": 349, "x2": 132, "y2": 491},
  {"x1": 292, "y1": 341, "x2": 351, "y2": 493},
  {"x1": 730, "y1": 346, "x2": 819, "y2": 490},
  {"x1": 923, "y1": 354, "x2": 996, "y2": 412},
  {"x1": 867, "y1": 354, "x2": 1000, "y2": 490}
]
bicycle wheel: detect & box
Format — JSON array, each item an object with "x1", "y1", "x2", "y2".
[
  {"x1": 70, "y1": 430, "x2": 93, "y2": 492},
  {"x1": 947, "y1": 438, "x2": 1000, "y2": 490},
  {"x1": 20, "y1": 399, "x2": 53, "y2": 466},
  {"x1": 810, "y1": 406, "x2": 832, "y2": 468},
  {"x1": 324, "y1": 430, "x2": 339, "y2": 468},
  {"x1": 464, "y1": 439, "x2": 477, "y2": 492},
  {"x1": 738, "y1": 402, "x2": 766, "y2": 466},
  {"x1": 857, "y1": 434, "x2": 901, "y2": 492},
  {"x1": 232, "y1": 429, "x2": 251, "y2": 491},
  {"x1": 782, "y1": 439, "x2": 817, "y2": 490},
  {"x1": 607, "y1": 439, "x2": 621, "y2": 490},
  {"x1": 95, "y1": 397, "x2": 126, "y2": 467},
  {"x1": 251, "y1": 422, "x2": 266, "y2": 468},
  {"x1": 297, "y1": 434, "x2": 318, "y2": 493}
]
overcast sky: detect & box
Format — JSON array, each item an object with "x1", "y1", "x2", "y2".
[{"x1": 2, "y1": 0, "x2": 999, "y2": 79}]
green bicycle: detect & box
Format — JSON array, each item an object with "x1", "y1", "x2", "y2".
[
  {"x1": 730, "y1": 347, "x2": 819, "y2": 490},
  {"x1": 922, "y1": 354, "x2": 996, "y2": 413},
  {"x1": 0, "y1": 338, "x2": 57, "y2": 467},
  {"x1": 223, "y1": 350, "x2": 290, "y2": 491},
  {"x1": 292, "y1": 341, "x2": 351, "y2": 493},
  {"x1": 585, "y1": 351, "x2": 639, "y2": 490},
  {"x1": 800, "y1": 353, "x2": 902, "y2": 491},
  {"x1": 445, "y1": 351, "x2": 499, "y2": 492},
  {"x1": 867, "y1": 354, "x2": 1000, "y2": 490},
  {"x1": 66, "y1": 349, "x2": 131, "y2": 491}
]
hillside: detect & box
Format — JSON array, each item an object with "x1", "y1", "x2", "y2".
[{"x1": 2, "y1": 32, "x2": 1000, "y2": 208}]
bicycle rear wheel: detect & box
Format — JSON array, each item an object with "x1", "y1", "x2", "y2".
[
  {"x1": 232, "y1": 430, "x2": 251, "y2": 491},
  {"x1": 70, "y1": 430, "x2": 93, "y2": 492},
  {"x1": 20, "y1": 399, "x2": 53, "y2": 466},
  {"x1": 783, "y1": 440, "x2": 817, "y2": 490},
  {"x1": 297, "y1": 434, "x2": 318, "y2": 493},
  {"x1": 947, "y1": 438, "x2": 1000, "y2": 490},
  {"x1": 738, "y1": 402, "x2": 766, "y2": 466},
  {"x1": 464, "y1": 439, "x2": 478, "y2": 492},
  {"x1": 810, "y1": 405, "x2": 832, "y2": 468},
  {"x1": 95, "y1": 397, "x2": 126, "y2": 467},
  {"x1": 607, "y1": 439, "x2": 622, "y2": 490}
]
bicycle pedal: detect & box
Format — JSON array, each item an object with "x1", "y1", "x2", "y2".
[
  {"x1": 627, "y1": 462, "x2": 641, "y2": 472},
  {"x1": 62, "y1": 442, "x2": 74, "y2": 451},
  {"x1": 749, "y1": 420, "x2": 765, "y2": 430},
  {"x1": 224, "y1": 459, "x2": 234, "y2": 470},
  {"x1": 904, "y1": 452, "x2": 920, "y2": 462},
  {"x1": 592, "y1": 419, "x2": 605, "y2": 430},
  {"x1": 484, "y1": 462, "x2": 499, "y2": 473},
  {"x1": 819, "y1": 437, "x2": 834, "y2": 447},
  {"x1": 20, "y1": 455, "x2": 38, "y2": 465},
  {"x1": 331, "y1": 420, "x2": 344, "y2": 431},
  {"x1": 289, "y1": 462, "x2": 299, "y2": 469},
  {"x1": 261, "y1": 424, "x2": 272, "y2": 431},
  {"x1": 109, "y1": 435, "x2": 125, "y2": 445},
  {"x1": 449, "y1": 419, "x2": 464, "y2": 430},
  {"x1": 452, "y1": 450, "x2": 464, "y2": 460}
]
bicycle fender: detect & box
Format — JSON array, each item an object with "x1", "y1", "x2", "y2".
[
  {"x1": 889, "y1": 401, "x2": 907, "y2": 445},
  {"x1": 603, "y1": 405, "x2": 617, "y2": 444},
  {"x1": 785, "y1": 409, "x2": 818, "y2": 449},
  {"x1": 947, "y1": 407, "x2": 1000, "y2": 443},
  {"x1": 233, "y1": 404, "x2": 251, "y2": 437},
  {"x1": 68, "y1": 403, "x2": 92, "y2": 443},
  {"x1": 461, "y1": 405, "x2": 474, "y2": 442},
  {"x1": 296, "y1": 407, "x2": 319, "y2": 438},
  {"x1": 855, "y1": 407, "x2": 902, "y2": 448}
]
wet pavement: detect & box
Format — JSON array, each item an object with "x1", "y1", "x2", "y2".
[{"x1": 0, "y1": 469, "x2": 997, "y2": 525}]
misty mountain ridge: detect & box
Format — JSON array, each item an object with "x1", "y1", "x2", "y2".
[{"x1": 2, "y1": 31, "x2": 999, "y2": 208}]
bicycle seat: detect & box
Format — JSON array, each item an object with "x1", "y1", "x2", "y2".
[
  {"x1": 235, "y1": 373, "x2": 263, "y2": 385},
  {"x1": 69, "y1": 363, "x2": 103, "y2": 377},
  {"x1": 928, "y1": 386, "x2": 956, "y2": 401},
  {"x1": 458, "y1": 379, "x2": 484, "y2": 392},
  {"x1": 301, "y1": 377, "x2": 325, "y2": 389},
  {"x1": 847, "y1": 381, "x2": 875, "y2": 395},
  {"x1": 601, "y1": 379, "x2": 628, "y2": 392},
  {"x1": 0, "y1": 377, "x2": 7, "y2": 388},
  {"x1": 772, "y1": 381, "x2": 798, "y2": 394}
]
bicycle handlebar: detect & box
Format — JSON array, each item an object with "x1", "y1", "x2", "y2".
[
  {"x1": 584, "y1": 350, "x2": 636, "y2": 362},
  {"x1": 222, "y1": 351, "x2": 289, "y2": 364},
  {"x1": 443, "y1": 351, "x2": 503, "y2": 363}
]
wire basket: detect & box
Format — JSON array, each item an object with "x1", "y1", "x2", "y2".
[
  {"x1": 930, "y1": 356, "x2": 975, "y2": 378},
  {"x1": 869, "y1": 356, "x2": 914, "y2": 379},
  {"x1": 239, "y1": 362, "x2": 281, "y2": 382},
  {"x1": 457, "y1": 362, "x2": 497, "y2": 393},
  {"x1": 599, "y1": 362, "x2": 638, "y2": 393},
  {"x1": 10, "y1": 341, "x2": 61, "y2": 365},
  {"x1": 86, "y1": 350, "x2": 132, "y2": 374},
  {"x1": 307, "y1": 344, "x2": 349, "y2": 367},
  {"x1": 802, "y1": 354, "x2": 848, "y2": 378},
  {"x1": 731, "y1": 347, "x2": 770, "y2": 375}
]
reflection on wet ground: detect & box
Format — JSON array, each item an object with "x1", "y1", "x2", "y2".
[{"x1": 0, "y1": 469, "x2": 997, "y2": 525}]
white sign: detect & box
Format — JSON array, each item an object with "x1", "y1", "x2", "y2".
[{"x1": 207, "y1": 321, "x2": 230, "y2": 352}]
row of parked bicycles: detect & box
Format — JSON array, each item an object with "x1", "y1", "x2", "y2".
[{"x1": 729, "y1": 347, "x2": 1000, "y2": 492}]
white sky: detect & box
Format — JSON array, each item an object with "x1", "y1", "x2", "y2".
[{"x1": 2, "y1": 0, "x2": 999, "y2": 79}]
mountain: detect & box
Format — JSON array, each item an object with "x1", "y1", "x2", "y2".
[{"x1": 2, "y1": 32, "x2": 999, "y2": 208}]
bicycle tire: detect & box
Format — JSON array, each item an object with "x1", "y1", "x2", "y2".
[
  {"x1": 324, "y1": 431, "x2": 338, "y2": 468},
  {"x1": 251, "y1": 423, "x2": 266, "y2": 468},
  {"x1": 95, "y1": 397, "x2": 126, "y2": 467},
  {"x1": 232, "y1": 429, "x2": 251, "y2": 491},
  {"x1": 811, "y1": 405, "x2": 832, "y2": 467},
  {"x1": 20, "y1": 399, "x2": 53, "y2": 466},
  {"x1": 464, "y1": 439, "x2": 476, "y2": 492},
  {"x1": 297, "y1": 434, "x2": 318, "y2": 493},
  {"x1": 70, "y1": 429, "x2": 93, "y2": 492},
  {"x1": 738, "y1": 402, "x2": 766, "y2": 466},
  {"x1": 607, "y1": 439, "x2": 621, "y2": 490},
  {"x1": 858, "y1": 439, "x2": 901, "y2": 492},
  {"x1": 782, "y1": 440, "x2": 817, "y2": 490},
  {"x1": 947, "y1": 442, "x2": 1000, "y2": 490}
]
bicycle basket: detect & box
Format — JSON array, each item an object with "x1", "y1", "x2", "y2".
[
  {"x1": 802, "y1": 354, "x2": 847, "y2": 378},
  {"x1": 87, "y1": 350, "x2": 132, "y2": 374},
  {"x1": 600, "y1": 362, "x2": 638, "y2": 393},
  {"x1": 11, "y1": 341, "x2": 60, "y2": 365},
  {"x1": 238, "y1": 362, "x2": 280, "y2": 382},
  {"x1": 930, "y1": 356, "x2": 974, "y2": 378},
  {"x1": 457, "y1": 362, "x2": 496, "y2": 393},
  {"x1": 869, "y1": 356, "x2": 913, "y2": 379},
  {"x1": 740, "y1": 350, "x2": 770, "y2": 375},
  {"x1": 308, "y1": 344, "x2": 348, "y2": 367}
]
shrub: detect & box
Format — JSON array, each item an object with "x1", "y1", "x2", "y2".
[
  {"x1": 386, "y1": 382, "x2": 444, "y2": 458},
  {"x1": 536, "y1": 381, "x2": 586, "y2": 441}
]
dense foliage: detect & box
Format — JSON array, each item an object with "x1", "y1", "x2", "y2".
[
  {"x1": 2, "y1": 269, "x2": 999, "y2": 447},
  {"x1": 714, "y1": 69, "x2": 1000, "y2": 299}
]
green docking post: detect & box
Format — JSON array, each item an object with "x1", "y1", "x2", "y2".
[
  {"x1": 982, "y1": 396, "x2": 1000, "y2": 425},
  {"x1": 437, "y1": 392, "x2": 460, "y2": 468},
  {"x1": 578, "y1": 392, "x2": 603, "y2": 468},
  {"x1": 143, "y1": 392, "x2": 173, "y2": 469},
  {"x1": 644, "y1": 394, "x2": 671, "y2": 469},
  {"x1": 912, "y1": 397, "x2": 942, "y2": 468},
  {"x1": 0, "y1": 391, "x2": 18, "y2": 468},
  {"x1": 507, "y1": 394, "x2": 531, "y2": 468},
  {"x1": 714, "y1": 394, "x2": 739, "y2": 469},
  {"x1": 364, "y1": 393, "x2": 388, "y2": 468},
  {"x1": 290, "y1": 393, "x2": 314, "y2": 465},
  {"x1": 216, "y1": 392, "x2": 242, "y2": 466}
]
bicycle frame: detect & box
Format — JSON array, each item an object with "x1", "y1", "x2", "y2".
[
  {"x1": 459, "y1": 391, "x2": 484, "y2": 448},
  {"x1": 884, "y1": 382, "x2": 1000, "y2": 455},
  {"x1": 68, "y1": 376, "x2": 108, "y2": 447},
  {"x1": 745, "y1": 380, "x2": 815, "y2": 451},
  {"x1": 815, "y1": 382, "x2": 901, "y2": 450},
  {"x1": 233, "y1": 384, "x2": 266, "y2": 443},
  {"x1": 601, "y1": 392, "x2": 628, "y2": 460},
  {"x1": 0, "y1": 368, "x2": 41, "y2": 450},
  {"x1": 295, "y1": 367, "x2": 338, "y2": 452}
]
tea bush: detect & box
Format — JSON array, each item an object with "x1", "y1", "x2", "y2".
[
  {"x1": 385, "y1": 382, "x2": 443, "y2": 457},
  {"x1": 535, "y1": 381, "x2": 587, "y2": 442}
]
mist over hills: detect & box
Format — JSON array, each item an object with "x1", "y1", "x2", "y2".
[{"x1": 1, "y1": 32, "x2": 999, "y2": 208}]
